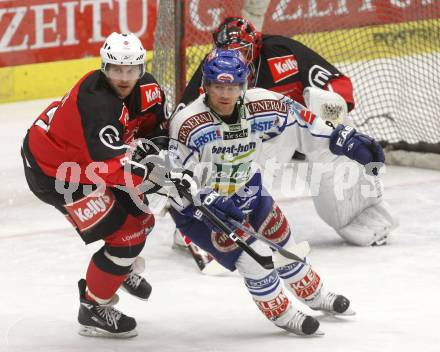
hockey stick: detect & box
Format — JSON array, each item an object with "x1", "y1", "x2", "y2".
[
  {"x1": 122, "y1": 153, "x2": 274, "y2": 270},
  {"x1": 226, "y1": 218, "x2": 309, "y2": 264},
  {"x1": 173, "y1": 183, "x2": 274, "y2": 270}
]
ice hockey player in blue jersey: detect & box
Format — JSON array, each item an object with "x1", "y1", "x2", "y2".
[{"x1": 159, "y1": 49, "x2": 385, "y2": 335}]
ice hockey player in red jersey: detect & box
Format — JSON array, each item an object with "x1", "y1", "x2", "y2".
[
  {"x1": 21, "y1": 32, "x2": 167, "y2": 338},
  {"x1": 173, "y1": 17, "x2": 397, "y2": 263}
]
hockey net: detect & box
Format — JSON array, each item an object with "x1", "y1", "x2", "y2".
[{"x1": 152, "y1": 0, "x2": 440, "y2": 167}]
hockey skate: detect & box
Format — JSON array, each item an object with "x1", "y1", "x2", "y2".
[
  {"x1": 273, "y1": 305, "x2": 322, "y2": 336},
  {"x1": 121, "y1": 271, "x2": 152, "y2": 300},
  {"x1": 308, "y1": 289, "x2": 355, "y2": 316},
  {"x1": 77, "y1": 279, "x2": 137, "y2": 338}
]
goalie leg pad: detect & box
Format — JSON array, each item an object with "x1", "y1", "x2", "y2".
[{"x1": 337, "y1": 200, "x2": 399, "y2": 246}]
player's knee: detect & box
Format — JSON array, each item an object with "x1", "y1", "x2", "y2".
[
  {"x1": 91, "y1": 247, "x2": 133, "y2": 276},
  {"x1": 257, "y1": 203, "x2": 291, "y2": 246},
  {"x1": 92, "y1": 212, "x2": 154, "y2": 273},
  {"x1": 105, "y1": 240, "x2": 146, "y2": 264}
]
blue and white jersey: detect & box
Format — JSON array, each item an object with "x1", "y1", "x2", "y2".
[{"x1": 168, "y1": 87, "x2": 334, "y2": 196}]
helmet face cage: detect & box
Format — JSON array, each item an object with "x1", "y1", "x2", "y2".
[
  {"x1": 202, "y1": 49, "x2": 249, "y2": 89},
  {"x1": 100, "y1": 32, "x2": 146, "y2": 79},
  {"x1": 212, "y1": 17, "x2": 262, "y2": 63}
]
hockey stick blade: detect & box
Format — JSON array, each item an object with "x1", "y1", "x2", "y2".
[{"x1": 227, "y1": 218, "x2": 310, "y2": 264}]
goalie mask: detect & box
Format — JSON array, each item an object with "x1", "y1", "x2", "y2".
[
  {"x1": 100, "y1": 32, "x2": 146, "y2": 79},
  {"x1": 213, "y1": 16, "x2": 262, "y2": 64}
]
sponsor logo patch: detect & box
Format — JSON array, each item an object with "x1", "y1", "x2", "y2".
[
  {"x1": 140, "y1": 83, "x2": 162, "y2": 112},
  {"x1": 192, "y1": 129, "x2": 222, "y2": 148},
  {"x1": 309, "y1": 64, "x2": 334, "y2": 88},
  {"x1": 211, "y1": 226, "x2": 249, "y2": 253},
  {"x1": 64, "y1": 188, "x2": 115, "y2": 232},
  {"x1": 211, "y1": 142, "x2": 256, "y2": 158},
  {"x1": 259, "y1": 204, "x2": 290, "y2": 244},
  {"x1": 178, "y1": 112, "x2": 213, "y2": 143},
  {"x1": 246, "y1": 99, "x2": 287, "y2": 115},
  {"x1": 99, "y1": 125, "x2": 124, "y2": 150},
  {"x1": 267, "y1": 55, "x2": 299, "y2": 83},
  {"x1": 251, "y1": 120, "x2": 274, "y2": 133},
  {"x1": 290, "y1": 268, "x2": 321, "y2": 299},
  {"x1": 255, "y1": 290, "x2": 289, "y2": 319},
  {"x1": 217, "y1": 73, "x2": 234, "y2": 82},
  {"x1": 246, "y1": 271, "x2": 279, "y2": 289},
  {"x1": 223, "y1": 128, "x2": 248, "y2": 140}
]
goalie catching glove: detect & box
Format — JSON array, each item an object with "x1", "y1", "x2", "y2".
[{"x1": 329, "y1": 125, "x2": 385, "y2": 176}]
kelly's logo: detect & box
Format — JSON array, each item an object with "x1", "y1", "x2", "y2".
[
  {"x1": 140, "y1": 83, "x2": 162, "y2": 112},
  {"x1": 73, "y1": 195, "x2": 112, "y2": 223},
  {"x1": 267, "y1": 55, "x2": 299, "y2": 83},
  {"x1": 64, "y1": 189, "x2": 116, "y2": 232}
]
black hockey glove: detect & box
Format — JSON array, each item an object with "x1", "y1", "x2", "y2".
[{"x1": 128, "y1": 137, "x2": 172, "y2": 195}]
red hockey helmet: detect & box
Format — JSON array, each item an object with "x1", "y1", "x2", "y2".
[{"x1": 212, "y1": 17, "x2": 262, "y2": 63}]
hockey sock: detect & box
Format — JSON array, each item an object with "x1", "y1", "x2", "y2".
[
  {"x1": 236, "y1": 240, "x2": 290, "y2": 320},
  {"x1": 277, "y1": 260, "x2": 323, "y2": 304},
  {"x1": 85, "y1": 258, "x2": 127, "y2": 303}
]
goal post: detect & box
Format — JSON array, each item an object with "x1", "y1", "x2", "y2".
[{"x1": 152, "y1": 0, "x2": 440, "y2": 165}]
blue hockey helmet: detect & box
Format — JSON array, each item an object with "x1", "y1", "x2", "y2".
[{"x1": 202, "y1": 49, "x2": 249, "y2": 86}]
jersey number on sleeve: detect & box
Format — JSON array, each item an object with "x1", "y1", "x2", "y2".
[{"x1": 34, "y1": 105, "x2": 58, "y2": 132}]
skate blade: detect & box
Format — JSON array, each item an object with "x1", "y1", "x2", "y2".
[
  {"x1": 279, "y1": 326, "x2": 325, "y2": 337},
  {"x1": 287, "y1": 330, "x2": 325, "y2": 337},
  {"x1": 120, "y1": 286, "x2": 150, "y2": 301},
  {"x1": 78, "y1": 325, "x2": 137, "y2": 338},
  {"x1": 313, "y1": 329, "x2": 325, "y2": 336},
  {"x1": 338, "y1": 307, "x2": 356, "y2": 316},
  {"x1": 319, "y1": 307, "x2": 356, "y2": 317}
]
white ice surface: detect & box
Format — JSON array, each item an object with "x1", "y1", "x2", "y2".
[{"x1": 1, "y1": 99, "x2": 440, "y2": 352}]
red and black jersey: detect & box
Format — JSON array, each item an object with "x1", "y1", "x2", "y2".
[
  {"x1": 179, "y1": 34, "x2": 354, "y2": 111},
  {"x1": 25, "y1": 70, "x2": 166, "y2": 187}
]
